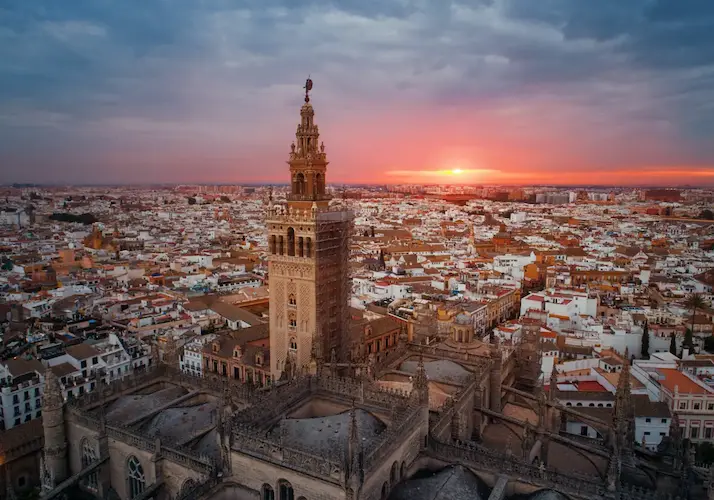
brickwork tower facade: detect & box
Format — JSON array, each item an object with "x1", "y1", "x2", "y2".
[{"x1": 267, "y1": 79, "x2": 353, "y2": 378}]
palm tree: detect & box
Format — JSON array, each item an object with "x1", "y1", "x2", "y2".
[{"x1": 684, "y1": 293, "x2": 707, "y2": 335}]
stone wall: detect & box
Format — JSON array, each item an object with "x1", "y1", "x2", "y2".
[
  {"x1": 360, "y1": 424, "x2": 424, "y2": 500},
  {"x1": 228, "y1": 451, "x2": 346, "y2": 500}
]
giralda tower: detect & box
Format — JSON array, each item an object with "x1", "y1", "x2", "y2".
[{"x1": 266, "y1": 79, "x2": 353, "y2": 378}]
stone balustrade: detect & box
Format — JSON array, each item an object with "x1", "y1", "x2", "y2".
[{"x1": 429, "y1": 438, "x2": 605, "y2": 497}]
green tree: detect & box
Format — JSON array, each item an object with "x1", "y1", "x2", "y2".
[
  {"x1": 669, "y1": 332, "x2": 677, "y2": 355},
  {"x1": 682, "y1": 328, "x2": 695, "y2": 356},
  {"x1": 640, "y1": 321, "x2": 650, "y2": 359},
  {"x1": 685, "y1": 293, "x2": 706, "y2": 335},
  {"x1": 187, "y1": 197, "x2": 197, "y2": 205}
]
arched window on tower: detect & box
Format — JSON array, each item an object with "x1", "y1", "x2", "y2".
[
  {"x1": 295, "y1": 173, "x2": 306, "y2": 196},
  {"x1": 287, "y1": 227, "x2": 296, "y2": 256},
  {"x1": 315, "y1": 173, "x2": 323, "y2": 196},
  {"x1": 126, "y1": 456, "x2": 145, "y2": 499},
  {"x1": 288, "y1": 294, "x2": 296, "y2": 306},
  {"x1": 298, "y1": 237, "x2": 304, "y2": 257},
  {"x1": 305, "y1": 238, "x2": 312, "y2": 258},
  {"x1": 278, "y1": 235, "x2": 284, "y2": 256},
  {"x1": 289, "y1": 337, "x2": 298, "y2": 351},
  {"x1": 81, "y1": 438, "x2": 98, "y2": 490},
  {"x1": 270, "y1": 235, "x2": 277, "y2": 254}
]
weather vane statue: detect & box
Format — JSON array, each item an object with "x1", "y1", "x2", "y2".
[{"x1": 304, "y1": 76, "x2": 313, "y2": 103}]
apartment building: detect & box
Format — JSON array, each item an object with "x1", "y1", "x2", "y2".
[{"x1": 0, "y1": 358, "x2": 44, "y2": 430}]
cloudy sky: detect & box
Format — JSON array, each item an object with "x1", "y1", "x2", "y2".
[{"x1": 1, "y1": 0, "x2": 713, "y2": 186}]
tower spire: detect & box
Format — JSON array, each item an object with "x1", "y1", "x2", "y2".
[
  {"x1": 287, "y1": 78, "x2": 330, "y2": 208},
  {"x1": 612, "y1": 347, "x2": 634, "y2": 459},
  {"x1": 413, "y1": 356, "x2": 429, "y2": 406},
  {"x1": 549, "y1": 362, "x2": 558, "y2": 403}
]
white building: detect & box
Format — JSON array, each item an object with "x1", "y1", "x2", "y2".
[
  {"x1": 520, "y1": 289, "x2": 598, "y2": 321},
  {"x1": 633, "y1": 394, "x2": 671, "y2": 451},
  {"x1": 46, "y1": 343, "x2": 103, "y2": 400},
  {"x1": 90, "y1": 332, "x2": 134, "y2": 382},
  {"x1": 0, "y1": 358, "x2": 45, "y2": 430},
  {"x1": 180, "y1": 334, "x2": 216, "y2": 377}
]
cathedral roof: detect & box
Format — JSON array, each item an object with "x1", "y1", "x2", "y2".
[
  {"x1": 400, "y1": 359, "x2": 472, "y2": 385},
  {"x1": 389, "y1": 465, "x2": 487, "y2": 500},
  {"x1": 104, "y1": 385, "x2": 188, "y2": 424},
  {"x1": 522, "y1": 491, "x2": 571, "y2": 500},
  {"x1": 272, "y1": 409, "x2": 385, "y2": 456}
]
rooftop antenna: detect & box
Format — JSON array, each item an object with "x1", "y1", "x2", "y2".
[{"x1": 304, "y1": 76, "x2": 313, "y2": 103}]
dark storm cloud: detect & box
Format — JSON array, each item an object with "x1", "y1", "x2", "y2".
[{"x1": 0, "y1": 0, "x2": 713, "y2": 182}]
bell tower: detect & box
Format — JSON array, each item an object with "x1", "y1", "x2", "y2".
[
  {"x1": 267, "y1": 79, "x2": 353, "y2": 379},
  {"x1": 287, "y1": 77, "x2": 330, "y2": 211}
]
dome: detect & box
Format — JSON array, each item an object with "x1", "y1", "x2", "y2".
[
  {"x1": 454, "y1": 312, "x2": 472, "y2": 326},
  {"x1": 272, "y1": 409, "x2": 385, "y2": 456},
  {"x1": 524, "y1": 490, "x2": 571, "y2": 500},
  {"x1": 389, "y1": 465, "x2": 488, "y2": 500},
  {"x1": 400, "y1": 359, "x2": 472, "y2": 384}
]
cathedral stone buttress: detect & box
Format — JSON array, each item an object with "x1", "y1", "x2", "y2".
[
  {"x1": 268, "y1": 79, "x2": 353, "y2": 378},
  {"x1": 42, "y1": 366, "x2": 68, "y2": 490}
]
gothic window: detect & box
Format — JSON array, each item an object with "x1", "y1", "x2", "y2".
[
  {"x1": 288, "y1": 293, "x2": 296, "y2": 306},
  {"x1": 287, "y1": 227, "x2": 296, "y2": 256},
  {"x1": 270, "y1": 235, "x2": 277, "y2": 254},
  {"x1": 288, "y1": 312, "x2": 297, "y2": 329},
  {"x1": 278, "y1": 235, "x2": 284, "y2": 255},
  {"x1": 180, "y1": 479, "x2": 196, "y2": 498},
  {"x1": 81, "y1": 438, "x2": 98, "y2": 490},
  {"x1": 126, "y1": 456, "x2": 145, "y2": 499},
  {"x1": 278, "y1": 480, "x2": 294, "y2": 500},
  {"x1": 289, "y1": 337, "x2": 298, "y2": 351},
  {"x1": 298, "y1": 237, "x2": 304, "y2": 257},
  {"x1": 262, "y1": 484, "x2": 275, "y2": 500},
  {"x1": 305, "y1": 238, "x2": 312, "y2": 258}
]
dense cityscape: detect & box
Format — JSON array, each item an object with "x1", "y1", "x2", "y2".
[
  {"x1": 1, "y1": 87, "x2": 714, "y2": 500},
  {"x1": 3, "y1": 0, "x2": 714, "y2": 497}
]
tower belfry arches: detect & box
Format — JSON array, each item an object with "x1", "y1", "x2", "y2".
[{"x1": 267, "y1": 79, "x2": 354, "y2": 379}]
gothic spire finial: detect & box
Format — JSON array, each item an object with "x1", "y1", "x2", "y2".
[
  {"x1": 549, "y1": 362, "x2": 558, "y2": 402},
  {"x1": 43, "y1": 365, "x2": 64, "y2": 409},
  {"x1": 413, "y1": 355, "x2": 429, "y2": 405}
]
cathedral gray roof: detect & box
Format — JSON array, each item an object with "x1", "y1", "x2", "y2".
[
  {"x1": 140, "y1": 401, "x2": 217, "y2": 444},
  {"x1": 389, "y1": 465, "x2": 487, "y2": 500},
  {"x1": 522, "y1": 490, "x2": 571, "y2": 500},
  {"x1": 400, "y1": 359, "x2": 472, "y2": 384},
  {"x1": 104, "y1": 385, "x2": 187, "y2": 423},
  {"x1": 272, "y1": 408, "x2": 385, "y2": 456}
]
